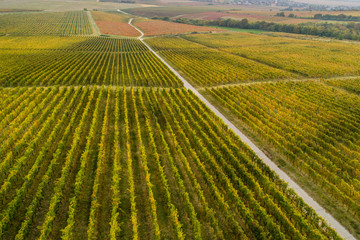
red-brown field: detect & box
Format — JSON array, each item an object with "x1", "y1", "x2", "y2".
[
  {"x1": 133, "y1": 20, "x2": 220, "y2": 36},
  {"x1": 96, "y1": 21, "x2": 140, "y2": 37},
  {"x1": 92, "y1": 11, "x2": 139, "y2": 37}
]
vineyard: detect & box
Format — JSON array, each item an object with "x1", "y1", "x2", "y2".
[
  {"x1": 175, "y1": 11, "x2": 317, "y2": 24},
  {"x1": 132, "y1": 19, "x2": 219, "y2": 36},
  {"x1": 182, "y1": 32, "x2": 360, "y2": 78},
  {"x1": 92, "y1": 11, "x2": 130, "y2": 22},
  {"x1": 0, "y1": 35, "x2": 86, "y2": 49},
  {"x1": 325, "y1": 78, "x2": 360, "y2": 95},
  {"x1": 145, "y1": 36, "x2": 295, "y2": 86},
  {"x1": 0, "y1": 5, "x2": 358, "y2": 240},
  {"x1": 0, "y1": 11, "x2": 92, "y2": 35},
  {"x1": 0, "y1": 86, "x2": 342, "y2": 239},
  {"x1": 0, "y1": 36, "x2": 182, "y2": 87},
  {"x1": 204, "y1": 81, "x2": 360, "y2": 226}
]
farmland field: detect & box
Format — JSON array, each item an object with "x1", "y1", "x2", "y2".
[
  {"x1": 91, "y1": 11, "x2": 139, "y2": 37},
  {"x1": 0, "y1": 0, "x2": 148, "y2": 11},
  {"x1": 145, "y1": 36, "x2": 296, "y2": 86},
  {"x1": 125, "y1": 6, "x2": 237, "y2": 18},
  {"x1": 203, "y1": 80, "x2": 360, "y2": 235},
  {"x1": 0, "y1": 36, "x2": 182, "y2": 87},
  {"x1": 325, "y1": 78, "x2": 360, "y2": 95},
  {"x1": 125, "y1": 5, "x2": 322, "y2": 24},
  {"x1": 0, "y1": 11, "x2": 92, "y2": 35},
  {"x1": 184, "y1": 33, "x2": 360, "y2": 77},
  {"x1": 132, "y1": 19, "x2": 220, "y2": 36},
  {"x1": 0, "y1": 86, "x2": 341, "y2": 240},
  {"x1": 92, "y1": 11, "x2": 131, "y2": 23},
  {"x1": 0, "y1": 2, "x2": 359, "y2": 239},
  {"x1": 174, "y1": 11, "x2": 318, "y2": 24},
  {"x1": 182, "y1": 33, "x2": 360, "y2": 78},
  {"x1": 144, "y1": 29, "x2": 360, "y2": 237}
]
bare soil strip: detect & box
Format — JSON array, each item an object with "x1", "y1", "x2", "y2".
[{"x1": 87, "y1": 11, "x2": 101, "y2": 36}]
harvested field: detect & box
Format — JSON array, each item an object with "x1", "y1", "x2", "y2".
[
  {"x1": 96, "y1": 21, "x2": 139, "y2": 37},
  {"x1": 91, "y1": 11, "x2": 139, "y2": 37}
]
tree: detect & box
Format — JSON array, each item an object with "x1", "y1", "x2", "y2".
[{"x1": 239, "y1": 18, "x2": 249, "y2": 28}]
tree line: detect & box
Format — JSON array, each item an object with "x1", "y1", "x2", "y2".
[{"x1": 166, "y1": 17, "x2": 360, "y2": 41}]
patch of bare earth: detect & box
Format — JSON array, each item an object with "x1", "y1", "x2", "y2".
[{"x1": 96, "y1": 21, "x2": 140, "y2": 37}]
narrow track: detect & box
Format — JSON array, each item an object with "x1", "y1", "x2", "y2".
[
  {"x1": 128, "y1": 18, "x2": 356, "y2": 240},
  {"x1": 87, "y1": 11, "x2": 101, "y2": 36},
  {"x1": 128, "y1": 18, "x2": 144, "y2": 39},
  {"x1": 117, "y1": 9, "x2": 130, "y2": 15},
  {"x1": 200, "y1": 74, "x2": 360, "y2": 90}
]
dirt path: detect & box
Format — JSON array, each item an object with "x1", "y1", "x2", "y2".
[
  {"x1": 128, "y1": 18, "x2": 144, "y2": 39},
  {"x1": 127, "y1": 18, "x2": 356, "y2": 240},
  {"x1": 87, "y1": 11, "x2": 101, "y2": 36},
  {"x1": 201, "y1": 74, "x2": 360, "y2": 90},
  {"x1": 117, "y1": 9, "x2": 130, "y2": 15}
]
